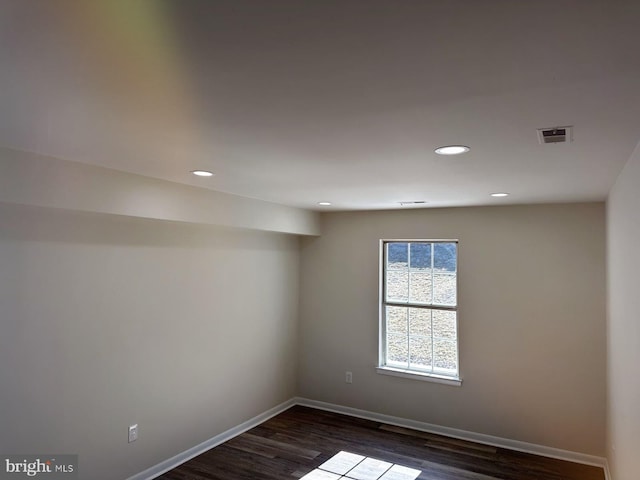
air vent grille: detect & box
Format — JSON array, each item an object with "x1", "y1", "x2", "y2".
[{"x1": 537, "y1": 126, "x2": 573, "y2": 144}]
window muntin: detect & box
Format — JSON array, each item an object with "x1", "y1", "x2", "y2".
[{"x1": 381, "y1": 240, "x2": 459, "y2": 379}]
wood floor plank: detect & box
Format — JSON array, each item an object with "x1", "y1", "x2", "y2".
[
  {"x1": 156, "y1": 406, "x2": 605, "y2": 480},
  {"x1": 227, "y1": 433, "x2": 322, "y2": 460},
  {"x1": 379, "y1": 424, "x2": 498, "y2": 453}
]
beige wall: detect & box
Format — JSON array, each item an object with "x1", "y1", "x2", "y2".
[
  {"x1": 299, "y1": 203, "x2": 606, "y2": 455},
  {"x1": 607, "y1": 144, "x2": 640, "y2": 480},
  {"x1": 0, "y1": 203, "x2": 300, "y2": 480}
]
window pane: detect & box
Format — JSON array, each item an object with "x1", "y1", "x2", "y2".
[
  {"x1": 387, "y1": 242, "x2": 408, "y2": 268},
  {"x1": 409, "y1": 308, "x2": 431, "y2": 336},
  {"x1": 387, "y1": 333, "x2": 408, "y2": 367},
  {"x1": 433, "y1": 339, "x2": 457, "y2": 371},
  {"x1": 409, "y1": 243, "x2": 431, "y2": 269},
  {"x1": 409, "y1": 336, "x2": 432, "y2": 370},
  {"x1": 433, "y1": 273, "x2": 456, "y2": 305},
  {"x1": 432, "y1": 310, "x2": 456, "y2": 340},
  {"x1": 434, "y1": 243, "x2": 457, "y2": 272},
  {"x1": 409, "y1": 272, "x2": 432, "y2": 304},
  {"x1": 386, "y1": 270, "x2": 408, "y2": 302},
  {"x1": 386, "y1": 306, "x2": 408, "y2": 334}
]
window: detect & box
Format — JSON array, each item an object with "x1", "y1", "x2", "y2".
[{"x1": 378, "y1": 240, "x2": 460, "y2": 384}]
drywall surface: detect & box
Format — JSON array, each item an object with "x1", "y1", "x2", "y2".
[
  {"x1": 0, "y1": 147, "x2": 320, "y2": 236},
  {"x1": 607, "y1": 144, "x2": 640, "y2": 480},
  {"x1": 0, "y1": 203, "x2": 300, "y2": 479},
  {"x1": 299, "y1": 203, "x2": 606, "y2": 455}
]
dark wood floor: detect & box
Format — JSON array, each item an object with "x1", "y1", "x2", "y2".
[{"x1": 156, "y1": 405, "x2": 604, "y2": 480}]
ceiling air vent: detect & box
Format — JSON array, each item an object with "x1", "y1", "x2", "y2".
[{"x1": 537, "y1": 126, "x2": 573, "y2": 144}]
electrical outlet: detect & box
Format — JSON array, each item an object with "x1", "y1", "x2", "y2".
[
  {"x1": 128, "y1": 424, "x2": 138, "y2": 443},
  {"x1": 345, "y1": 371, "x2": 353, "y2": 384}
]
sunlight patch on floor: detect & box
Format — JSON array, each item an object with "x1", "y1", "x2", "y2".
[{"x1": 300, "y1": 450, "x2": 422, "y2": 480}]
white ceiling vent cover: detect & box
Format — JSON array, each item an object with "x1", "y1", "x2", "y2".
[{"x1": 537, "y1": 126, "x2": 573, "y2": 144}]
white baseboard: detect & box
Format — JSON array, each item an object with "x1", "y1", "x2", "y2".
[
  {"x1": 129, "y1": 396, "x2": 608, "y2": 479},
  {"x1": 295, "y1": 397, "x2": 608, "y2": 471},
  {"x1": 603, "y1": 459, "x2": 612, "y2": 480},
  {"x1": 127, "y1": 398, "x2": 296, "y2": 480}
]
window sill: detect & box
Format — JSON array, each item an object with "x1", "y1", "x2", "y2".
[{"x1": 376, "y1": 366, "x2": 462, "y2": 386}]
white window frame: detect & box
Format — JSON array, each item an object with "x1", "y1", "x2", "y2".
[{"x1": 377, "y1": 239, "x2": 462, "y2": 386}]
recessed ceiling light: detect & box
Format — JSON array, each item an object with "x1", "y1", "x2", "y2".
[
  {"x1": 434, "y1": 145, "x2": 470, "y2": 155},
  {"x1": 490, "y1": 192, "x2": 509, "y2": 197},
  {"x1": 191, "y1": 170, "x2": 214, "y2": 177},
  {"x1": 318, "y1": 202, "x2": 332, "y2": 206}
]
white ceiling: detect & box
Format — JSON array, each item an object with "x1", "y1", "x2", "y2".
[{"x1": 1, "y1": 0, "x2": 639, "y2": 211}]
